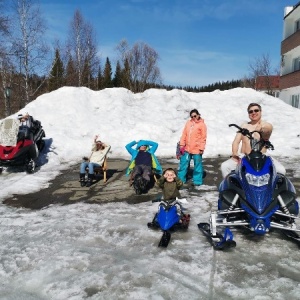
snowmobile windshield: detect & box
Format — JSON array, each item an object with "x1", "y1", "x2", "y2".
[{"x1": 0, "y1": 118, "x2": 20, "y2": 146}]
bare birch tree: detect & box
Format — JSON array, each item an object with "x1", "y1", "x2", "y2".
[
  {"x1": 67, "y1": 10, "x2": 99, "y2": 87},
  {"x1": 247, "y1": 53, "x2": 279, "y2": 93},
  {"x1": 0, "y1": 0, "x2": 14, "y2": 116},
  {"x1": 116, "y1": 39, "x2": 161, "y2": 93},
  {"x1": 9, "y1": 0, "x2": 48, "y2": 106}
]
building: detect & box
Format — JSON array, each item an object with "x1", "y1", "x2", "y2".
[
  {"x1": 280, "y1": 2, "x2": 300, "y2": 109},
  {"x1": 255, "y1": 75, "x2": 280, "y2": 97}
]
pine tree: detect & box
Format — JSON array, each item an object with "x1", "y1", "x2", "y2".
[
  {"x1": 103, "y1": 57, "x2": 113, "y2": 88},
  {"x1": 95, "y1": 65, "x2": 104, "y2": 90},
  {"x1": 48, "y1": 49, "x2": 64, "y2": 91},
  {"x1": 121, "y1": 58, "x2": 131, "y2": 90},
  {"x1": 82, "y1": 58, "x2": 92, "y2": 88},
  {"x1": 113, "y1": 60, "x2": 122, "y2": 87},
  {"x1": 65, "y1": 56, "x2": 77, "y2": 86}
]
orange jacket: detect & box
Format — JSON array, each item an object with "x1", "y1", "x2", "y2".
[{"x1": 180, "y1": 118, "x2": 207, "y2": 154}]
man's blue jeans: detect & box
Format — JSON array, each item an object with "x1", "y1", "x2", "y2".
[
  {"x1": 178, "y1": 152, "x2": 203, "y2": 185},
  {"x1": 80, "y1": 161, "x2": 101, "y2": 174}
]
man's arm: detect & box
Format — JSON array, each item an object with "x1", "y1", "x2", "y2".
[
  {"x1": 231, "y1": 132, "x2": 242, "y2": 159},
  {"x1": 260, "y1": 122, "x2": 273, "y2": 140}
]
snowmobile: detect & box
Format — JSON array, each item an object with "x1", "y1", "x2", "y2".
[
  {"x1": 0, "y1": 117, "x2": 46, "y2": 174},
  {"x1": 198, "y1": 124, "x2": 300, "y2": 250},
  {"x1": 148, "y1": 198, "x2": 190, "y2": 247}
]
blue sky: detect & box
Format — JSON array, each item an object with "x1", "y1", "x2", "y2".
[{"x1": 39, "y1": 0, "x2": 294, "y2": 87}]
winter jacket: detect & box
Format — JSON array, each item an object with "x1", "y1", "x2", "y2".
[
  {"x1": 125, "y1": 140, "x2": 162, "y2": 175},
  {"x1": 180, "y1": 118, "x2": 207, "y2": 154},
  {"x1": 89, "y1": 143, "x2": 111, "y2": 165},
  {"x1": 157, "y1": 176, "x2": 183, "y2": 200}
]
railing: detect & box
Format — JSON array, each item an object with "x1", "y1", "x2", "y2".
[
  {"x1": 280, "y1": 70, "x2": 300, "y2": 89},
  {"x1": 281, "y1": 30, "x2": 300, "y2": 54}
]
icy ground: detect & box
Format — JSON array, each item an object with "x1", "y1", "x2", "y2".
[{"x1": 0, "y1": 157, "x2": 300, "y2": 300}]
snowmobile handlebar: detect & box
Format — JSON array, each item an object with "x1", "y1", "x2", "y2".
[
  {"x1": 229, "y1": 124, "x2": 274, "y2": 151},
  {"x1": 229, "y1": 124, "x2": 252, "y2": 139}
]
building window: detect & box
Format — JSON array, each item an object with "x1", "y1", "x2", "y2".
[
  {"x1": 295, "y1": 19, "x2": 300, "y2": 32},
  {"x1": 293, "y1": 57, "x2": 300, "y2": 71},
  {"x1": 291, "y1": 94, "x2": 300, "y2": 108}
]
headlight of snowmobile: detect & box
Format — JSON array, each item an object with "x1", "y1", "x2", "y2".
[{"x1": 245, "y1": 173, "x2": 270, "y2": 187}]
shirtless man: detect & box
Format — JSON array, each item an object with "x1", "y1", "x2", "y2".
[{"x1": 221, "y1": 103, "x2": 286, "y2": 177}]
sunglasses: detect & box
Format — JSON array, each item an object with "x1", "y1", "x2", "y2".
[
  {"x1": 191, "y1": 115, "x2": 197, "y2": 118},
  {"x1": 248, "y1": 109, "x2": 260, "y2": 114}
]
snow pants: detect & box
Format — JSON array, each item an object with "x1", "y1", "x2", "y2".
[
  {"x1": 131, "y1": 164, "x2": 152, "y2": 182},
  {"x1": 178, "y1": 152, "x2": 203, "y2": 185}
]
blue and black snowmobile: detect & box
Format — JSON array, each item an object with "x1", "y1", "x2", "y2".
[
  {"x1": 148, "y1": 198, "x2": 190, "y2": 247},
  {"x1": 198, "y1": 124, "x2": 300, "y2": 250}
]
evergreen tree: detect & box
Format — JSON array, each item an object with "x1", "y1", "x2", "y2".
[
  {"x1": 48, "y1": 49, "x2": 64, "y2": 92},
  {"x1": 82, "y1": 58, "x2": 92, "y2": 88},
  {"x1": 103, "y1": 57, "x2": 113, "y2": 88},
  {"x1": 96, "y1": 65, "x2": 104, "y2": 90},
  {"x1": 65, "y1": 56, "x2": 77, "y2": 86},
  {"x1": 113, "y1": 60, "x2": 122, "y2": 87},
  {"x1": 121, "y1": 58, "x2": 131, "y2": 90}
]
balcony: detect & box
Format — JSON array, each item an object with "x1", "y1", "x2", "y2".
[
  {"x1": 281, "y1": 30, "x2": 300, "y2": 54},
  {"x1": 280, "y1": 69, "x2": 300, "y2": 89}
]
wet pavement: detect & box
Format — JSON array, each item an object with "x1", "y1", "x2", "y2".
[{"x1": 2, "y1": 157, "x2": 300, "y2": 209}]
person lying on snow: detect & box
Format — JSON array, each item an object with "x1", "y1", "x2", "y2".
[
  {"x1": 79, "y1": 135, "x2": 111, "y2": 187},
  {"x1": 125, "y1": 139, "x2": 162, "y2": 189}
]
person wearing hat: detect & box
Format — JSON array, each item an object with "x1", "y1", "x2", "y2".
[
  {"x1": 17, "y1": 112, "x2": 41, "y2": 132},
  {"x1": 79, "y1": 135, "x2": 111, "y2": 187},
  {"x1": 18, "y1": 112, "x2": 32, "y2": 128},
  {"x1": 178, "y1": 109, "x2": 207, "y2": 186}
]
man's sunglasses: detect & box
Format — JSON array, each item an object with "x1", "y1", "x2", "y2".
[{"x1": 248, "y1": 109, "x2": 260, "y2": 114}]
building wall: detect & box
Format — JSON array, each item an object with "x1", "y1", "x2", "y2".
[
  {"x1": 280, "y1": 86, "x2": 300, "y2": 108},
  {"x1": 279, "y1": 4, "x2": 300, "y2": 108}
]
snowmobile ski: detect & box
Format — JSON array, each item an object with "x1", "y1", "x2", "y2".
[
  {"x1": 158, "y1": 231, "x2": 171, "y2": 247},
  {"x1": 281, "y1": 230, "x2": 300, "y2": 244},
  {"x1": 198, "y1": 222, "x2": 236, "y2": 250}
]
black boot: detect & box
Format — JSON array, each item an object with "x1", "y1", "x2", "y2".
[
  {"x1": 86, "y1": 173, "x2": 94, "y2": 187},
  {"x1": 79, "y1": 173, "x2": 86, "y2": 187}
]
